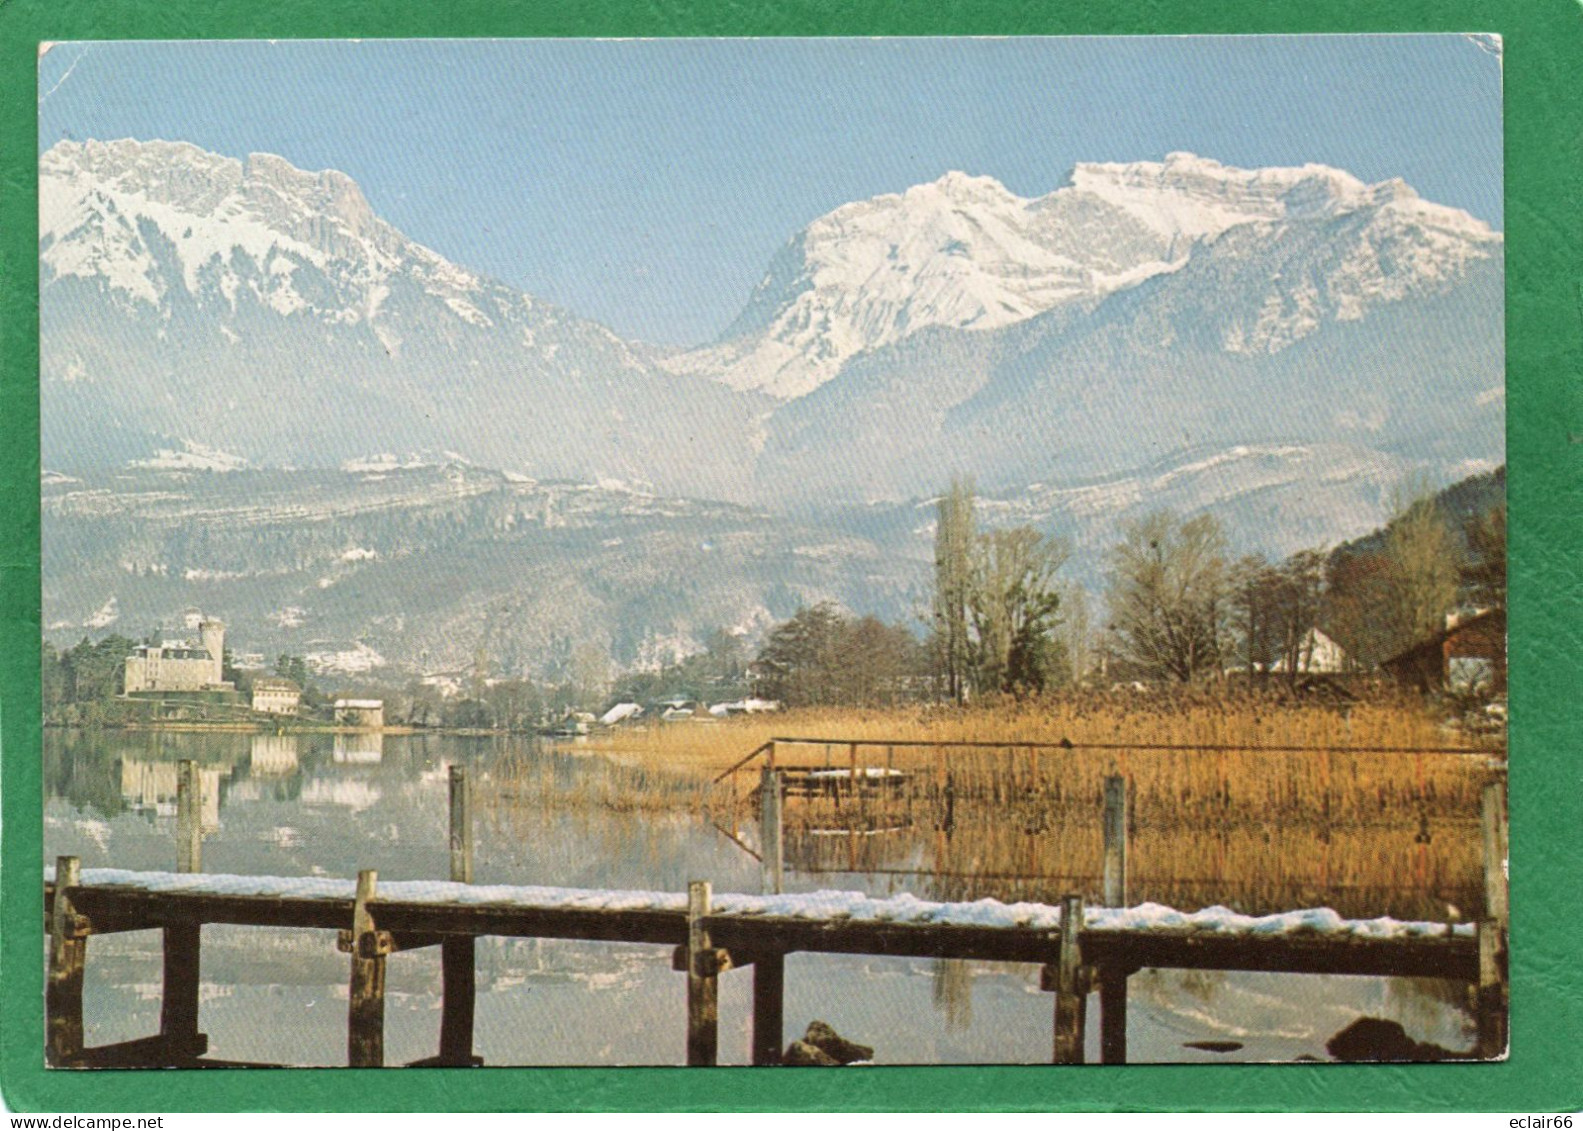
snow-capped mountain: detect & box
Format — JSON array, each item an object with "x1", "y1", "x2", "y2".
[
  {"x1": 40, "y1": 138, "x2": 765, "y2": 499},
  {"x1": 663, "y1": 152, "x2": 1501, "y2": 400},
  {"x1": 744, "y1": 158, "x2": 1502, "y2": 504},
  {"x1": 41, "y1": 139, "x2": 482, "y2": 324},
  {"x1": 41, "y1": 137, "x2": 1504, "y2": 647}
]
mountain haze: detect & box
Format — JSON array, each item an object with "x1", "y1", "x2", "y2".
[
  {"x1": 41, "y1": 139, "x2": 766, "y2": 500},
  {"x1": 39, "y1": 139, "x2": 1504, "y2": 672}
]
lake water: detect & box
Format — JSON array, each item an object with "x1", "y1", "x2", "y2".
[{"x1": 43, "y1": 729, "x2": 1478, "y2": 1065}]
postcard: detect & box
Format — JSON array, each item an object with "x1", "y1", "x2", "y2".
[{"x1": 6, "y1": 23, "x2": 1571, "y2": 1114}]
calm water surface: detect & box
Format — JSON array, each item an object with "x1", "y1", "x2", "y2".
[{"x1": 43, "y1": 729, "x2": 1476, "y2": 1065}]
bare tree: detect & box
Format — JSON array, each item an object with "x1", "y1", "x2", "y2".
[
  {"x1": 968, "y1": 527, "x2": 1069, "y2": 695},
  {"x1": 1106, "y1": 510, "x2": 1229, "y2": 682},
  {"x1": 1228, "y1": 554, "x2": 1282, "y2": 675},
  {"x1": 1059, "y1": 582, "x2": 1094, "y2": 686},
  {"x1": 1463, "y1": 502, "x2": 1507, "y2": 611},
  {"x1": 1384, "y1": 490, "x2": 1459, "y2": 649}
]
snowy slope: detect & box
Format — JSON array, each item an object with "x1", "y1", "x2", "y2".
[
  {"x1": 40, "y1": 139, "x2": 1503, "y2": 548},
  {"x1": 750, "y1": 168, "x2": 1502, "y2": 505},
  {"x1": 663, "y1": 152, "x2": 1499, "y2": 401},
  {"x1": 40, "y1": 139, "x2": 765, "y2": 499}
]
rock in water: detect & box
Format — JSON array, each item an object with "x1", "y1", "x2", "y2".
[
  {"x1": 1326, "y1": 1017, "x2": 1463, "y2": 1062},
  {"x1": 804, "y1": 1020, "x2": 875, "y2": 1065},
  {"x1": 782, "y1": 1040, "x2": 841, "y2": 1067}
]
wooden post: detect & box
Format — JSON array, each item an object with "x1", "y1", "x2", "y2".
[
  {"x1": 1051, "y1": 894, "x2": 1087, "y2": 1064},
  {"x1": 759, "y1": 767, "x2": 783, "y2": 895},
  {"x1": 685, "y1": 880, "x2": 720, "y2": 1067},
  {"x1": 348, "y1": 869, "x2": 387, "y2": 1068},
  {"x1": 440, "y1": 765, "x2": 477, "y2": 1065},
  {"x1": 176, "y1": 759, "x2": 202, "y2": 874},
  {"x1": 1476, "y1": 918, "x2": 1508, "y2": 1058},
  {"x1": 848, "y1": 742, "x2": 858, "y2": 804},
  {"x1": 162, "y1": 762, "x2": 204, "y2": 1062},
  {"x1": 1098, "y1": 967, "x2": 1128, "y2": 1064},
  {"x1": 1482, "y1": 781, "x2": 1509, "y2": 927},
  {"x1": 1103, "y1": 774, "x2": 1128, "y2": 908},
  {"x1": 1476, "y1": 781, "x2": 1509, "y2": 1058},
  {"x1": 47, "y1": 856, "x2": 86, "y2": 1067},
  {"x1": 449, "y1": 765, "x2": 474, "y2": 885},
  {"x1": 159, "y1": 923, "x2": 202, "y2": 1062},
  {"x1": 439, "y1": 939, "x2": 476, "y2": 1066},
  {"x1": 751, "y1": 951, "x2": 785, "y2": 1066}
]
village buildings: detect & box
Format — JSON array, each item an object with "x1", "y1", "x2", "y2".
[
  {"x1": 334, "y1": 698, "x2": 385, "y2": 729},
  {"x1": 250, "y1": 676, "x2": 302, "y2": 715},
  {"x1": 1383, "y1": 608, "x2": 1507, "y2": 695}
]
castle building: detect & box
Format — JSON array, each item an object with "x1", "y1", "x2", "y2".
[{"x1": 124, "y1": 619, "x2": 232, "y2": 694}]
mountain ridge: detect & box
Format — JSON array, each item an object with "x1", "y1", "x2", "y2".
[{"x1": 39, "y1": 136, "x2": 1504, "y2": 671}]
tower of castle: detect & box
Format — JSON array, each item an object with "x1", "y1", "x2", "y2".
[{"x1": 199, "y1": 619, "x2": 225, "y2": 686}]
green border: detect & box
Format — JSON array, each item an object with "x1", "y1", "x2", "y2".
[{"x1": 3, "y1": 0, "x2": 1579, "y2": 1113}]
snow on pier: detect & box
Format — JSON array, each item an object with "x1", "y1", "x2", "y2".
[{"x1": 45, "y1": 865, "x2": 1473, "y2": 940}]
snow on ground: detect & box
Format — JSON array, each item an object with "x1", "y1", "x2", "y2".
[
  {"x1": 45, "y1": 867, "x2": 1472, "y2": 941},
  {"x1": 305, "y1": 642, "x2": 385, "y2": 674},
  {"x1": 130, "y1": 440, "x2": 251, "y2": 472},
  {"x1": 804, "y1": 768, "x2": 906, "y2": 780}
]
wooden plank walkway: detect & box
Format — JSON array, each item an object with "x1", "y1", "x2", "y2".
[{"x1": 43, "y1": 861, "x2": 1498, "y2": 1069}]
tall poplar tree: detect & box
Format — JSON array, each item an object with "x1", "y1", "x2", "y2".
[{"x1": 933, "y1": 476, "x2": 976, "y2": 704}]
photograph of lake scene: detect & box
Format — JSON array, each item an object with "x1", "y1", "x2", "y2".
[{"x1": 38, "y1": 36, "x2": 1506, "y2": 1068}]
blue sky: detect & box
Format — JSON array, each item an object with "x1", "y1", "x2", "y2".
[{"x1": 38, "y1": 37, "x2": 1502, "y2": 345}]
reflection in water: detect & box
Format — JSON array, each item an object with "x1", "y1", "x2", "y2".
[
  {"x1": 118, "y1": 759, "x2": 225, "y2": 832},
  {"x1": 248, "y1": 734, "x2": 301, "y2": 776},
  {"x1": 333, "y1": 732, "x2": 384, "y2": 764},
  {"x1": 931, "y1": 960, "x2": 974, "y2": 1034},
  {"x1": 42, "y1": 729, "x2": 1480, "y2": 1064}
]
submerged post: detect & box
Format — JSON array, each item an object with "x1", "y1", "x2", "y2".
[
  {"x1": 751, "y1": 951, "x2": 786, "y2": 1066},
  {"x1": 47, "y1": 856, "x2": 86, "y2": 1067},
  {"x1": 1102, "y1": 774, "x2": 1128, "y2": 908},
  {"x1": 1051, "y1": 894, "x2": 1087, "y2": 1064},
  {"x1": 685, "y1": 880, "x2": 722, "y2": 1066},
  {"x1": 449, "y1": 765, "x2": 474, "y2": 885},
  {"x1": 176, "y1": 759, "x2": 202, "y2": 874},
  {"x1": 347, "y1": 869, "x2": 388, "y2": 1068},
  {"x1": 760, "y1": 767, "x2": 784, "y2": 895},
  {"x1": 440, "y1": 765, "x2": 477, "y2": 1066}
]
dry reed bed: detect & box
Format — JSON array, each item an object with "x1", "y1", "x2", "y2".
[
  {"x1": 743, "y1": 742, "x2": 1498, "y2": 825},
  {"x1": 779, "y1": 804, "x2": 1482, "y2": 920},
  {"x1": 486, "y1": 695, "x2": 1500, "y2": 920},
  {"x1": 579, "y1": 693, "x2": 1487, "y2": 773}
]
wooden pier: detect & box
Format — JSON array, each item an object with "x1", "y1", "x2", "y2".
[
  {"x1": 43, "y1": 861, "x2": 1503, "y2": 1068},
  {"x1": 43, "y1": 760, "x2": 1509, "y2": 1068}
]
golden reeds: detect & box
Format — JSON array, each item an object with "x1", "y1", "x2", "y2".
[{"x1": 485, "y1": 690, "x2": 1503, "y2": 920}]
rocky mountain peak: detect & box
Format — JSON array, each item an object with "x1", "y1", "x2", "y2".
[{"x1": 664, "y1": 153, "x2": 1498, "y2": 400}]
